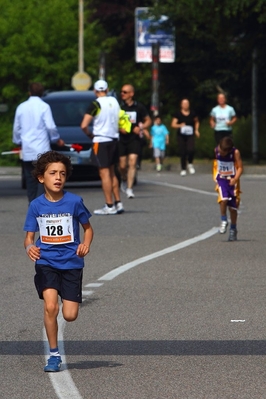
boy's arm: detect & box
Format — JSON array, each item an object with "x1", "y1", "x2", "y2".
[
  {"x1": 24, "y1": 231, "x2": 40, "y2": 262},
  {"x1": 76, "y1": 222, "x2": 94, "y2": 257},
  {"x1": 230, "y1": 149, "x2": 243, "y2": 185}
]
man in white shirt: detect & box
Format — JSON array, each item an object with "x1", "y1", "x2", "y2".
[
  {"x1": 13, "y1": 82, "x2": 64, "y2": 202},
  {"x1": 81, "y1": 80, "x2": 124, "y2": 215}
]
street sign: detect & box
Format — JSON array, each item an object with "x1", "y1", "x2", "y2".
[
  {"x1": 71, "y1": 72, "x2": 92, "y2": 91},
  {"x1": 135, "y1": 7, "x2": 175, "y2": 63}
]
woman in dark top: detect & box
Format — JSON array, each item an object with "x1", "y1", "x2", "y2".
[{"x1": 171, "y1": 99, "x2": 200, "y2": 176}]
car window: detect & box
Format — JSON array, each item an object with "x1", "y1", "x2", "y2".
[{"x1": 44, "y1": 99, "x2": 93, "y2": 127}]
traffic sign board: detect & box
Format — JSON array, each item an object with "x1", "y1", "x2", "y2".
[{"x1": 71, "y1": 72, "x2": 92, "y2": 91}]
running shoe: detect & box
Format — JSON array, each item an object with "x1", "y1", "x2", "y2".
[
  {"x1": 219, "y1": 220, "x2": 228, "y2": 234},
  {"x1": 44, "y1": 356, "x2": 62, "y2": 372},
  {"x1": 116, "y1": 202, "x2": 124, "y2": 214},
  {"x1": 120, "y1": 180, "x2": 127, "y2": 193},
  {"x1": 126, "y1": 188, "x2": 135, "y2": 198},
  {"x1": 156, "y1": 164, "x2": 162, "y2": 172},
  {"x1": 180, "y1": 170, "x2": 187, "y2": 176},
  {"x1": 94, "y1": 205, "x2": 117, "y2": 215},
  {"x1": 188, "y1": 164, "x2": 195, "y2": 174},
  {"x1": 228, "y1": 229, "x2": 237, "y2": 241}
]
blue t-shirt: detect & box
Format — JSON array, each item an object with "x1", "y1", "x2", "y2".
[
  {"x1": 24, "y1": 191, "x2": 92, "y2": 270},
  {"x1": 150, "y1": 124, "x2": 169, "y2": 150},
  {"x1": 210, "y1": 105, "x2": 236, "y2": 131}
]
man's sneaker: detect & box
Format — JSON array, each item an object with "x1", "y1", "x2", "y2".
[
  {"x1": 188, "y1": 164, "x2": 195, "y2": 174},
  {"x1": 180, "y1": 170, "x2": 187, "y2": 176},
  {"x1": 116, "y1": 202, "x2": 124, "y2": 214},
  {"x1": 44, "y1": 356, "x2": 62, "y2": 372},
  {"x1": 120, "y1": 180, "x2": 127, "y2": 193},
  {"x1": 126, "y1": 188, "x2": 135, "y2": 198},
  {"x1": 228, "y1": 229, "x2": 237, "y2": 241},
  {"x1": 94, "y1": 205, "x2": 117, "y2": 215},
  {"x1": 219, "y1": 220, "x2": 228, "y2": 234},
  {"x1": 156, "y1": 164, "x2": 162, "y2": 172}
]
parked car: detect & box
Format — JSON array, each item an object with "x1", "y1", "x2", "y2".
[{"x1": 43, "y1": 90, "x2": 99, "y2": 182}]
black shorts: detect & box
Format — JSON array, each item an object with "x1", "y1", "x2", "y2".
[
  {"x1": 118, "y1": 137, "x2": 140, "y2": 157},
  {"x1": 34, "y1": 264, "x2": 83, "y2": 303},
  {"x1": 91, "y1": 140, "x2": 118, "y2": 168}
]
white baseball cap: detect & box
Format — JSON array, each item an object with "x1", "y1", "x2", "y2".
[{"x1": 94, "y1": 80, "x2": 108, "y2": 91}]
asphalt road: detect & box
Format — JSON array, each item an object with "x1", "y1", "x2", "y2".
[{"x1": 0, "y1": 168, "x2": 266, "y2": 399}]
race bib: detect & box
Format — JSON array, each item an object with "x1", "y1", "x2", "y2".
[
  {"x1": 37, "y1": 216, "x2": 74, "y2": 244},
  {"x1": 126, "y1": 111, "x2": 137, "y2": 124},
  {"x1": 180, "y1": 125, "x2": 193, "y2": 135},
  {"x1": 218, "y1": 160, "x2": 235, "y2": 177}
]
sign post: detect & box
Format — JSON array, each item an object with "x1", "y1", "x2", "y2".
[
  {"x1": 71, "y1": 0, "x2": 92, "y2": 90},
  {"x1": 151, "y1": 42, "x2": 160, "y2": 116}
]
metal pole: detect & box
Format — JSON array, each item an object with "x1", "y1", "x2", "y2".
[
  {"x1": 252, "y1": 48, "x2": 259, "y2": 164},
  {"x1": 151, "y1": 42, "x2": 160, "y2": 117},
  {"x1": 99, "y1": 51, "x2": 106, "y2": 80},
  {"x1": 79, "y1": 0, "x2": 84, "y2": 73}
]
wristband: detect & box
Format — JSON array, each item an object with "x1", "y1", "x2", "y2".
[{"x1": 26, "y1": 244, "x2": 34, "y2": 253}]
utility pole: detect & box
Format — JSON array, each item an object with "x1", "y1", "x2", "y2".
[
  {"x1": 71, "y1": 0, "x2": 92, "y2": 90},
  {"x1": 150, "y1": 42, "x2": 160, "y2": 117},
  {"x1": 78, "y1": 0, "x2": 84, "y2": 73}
]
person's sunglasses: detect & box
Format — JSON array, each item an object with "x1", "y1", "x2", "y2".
[{"x1": 121, "y1": 90, "x2": 130, "y2": 94}]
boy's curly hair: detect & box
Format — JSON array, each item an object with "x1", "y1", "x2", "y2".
[{"x1": 32, "y1": 151, "x2": 73, "y2": 180}]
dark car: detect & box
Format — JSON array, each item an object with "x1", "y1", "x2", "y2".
[{"x1": 42, "y1": 90, "x2": 99, "y2": 182}]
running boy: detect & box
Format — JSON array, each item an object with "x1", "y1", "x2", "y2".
[
  {"x1": 24, "y1": 151, "x2": 93, "y2": 372},
  {"x1": 213, "y1": 136, "x2": 243, "y2": 241},
  {"x1": 149, "y1": 115, "x2": 169, "y2": 172}
]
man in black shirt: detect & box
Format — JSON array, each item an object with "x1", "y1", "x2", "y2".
[{"x1": 119, "y1": 84, "x2": 151, "y2": 198}]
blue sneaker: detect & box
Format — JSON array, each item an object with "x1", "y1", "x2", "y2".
[{"x1": 44, "y1": 356, "x2": 62, "y2": 372}]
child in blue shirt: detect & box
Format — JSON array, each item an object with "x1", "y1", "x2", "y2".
[
  {"x1": 24, "y1": 151, "x2": 93, "y2": 372},
  {"x1": 149, "y1": 115, "x2": 169, "y2": 172}
]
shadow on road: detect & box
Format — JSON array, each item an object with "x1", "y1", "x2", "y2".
[{"x1": 2, "y1": 340, "x2": 266, "y2": 356}]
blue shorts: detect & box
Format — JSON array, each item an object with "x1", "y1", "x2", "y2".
[{"x1": 34, "y1": 264, "x2": 83, "y2": 303}]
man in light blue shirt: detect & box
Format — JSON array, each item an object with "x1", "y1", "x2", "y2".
[
  {"x1": 13, "y1": 82, "x2": 64, "y2": 202},
  {"x1": 210, "y1": 93, "x2": 237, "y2": 144}
]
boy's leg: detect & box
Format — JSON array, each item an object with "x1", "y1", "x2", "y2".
[
  {"x1": 219, "y1": 200, "x2": 228, "y2": 233},
  {"x1": 43, "y1": 288, "x2": 60, "y2": 349},
  {"x1": 219, "y1": 200, "x2": 227, "y2": 217},
  {"x1": 229, "y1": 208, "x2": 237, "y2": 225},
  {"x1": 62, "y1": 300, "x2": 79, "y2": 322},
  {"x1": 228, "y1": 207, "x2": 238, "y2": 241}
]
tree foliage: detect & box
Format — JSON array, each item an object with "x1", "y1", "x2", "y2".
[{"x1": 1, "y1": 0, "x2": 266, "y2": 160}]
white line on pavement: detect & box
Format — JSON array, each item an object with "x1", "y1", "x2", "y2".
[
  {"x1": 99, "y1": 227, "x2": 218, "y2": 281},
  {"x1": 43, "y1": 312, "x2": 83, "y2": 399},
  {"x1": 140, "y1": 179, "x2": 217, "y2": 196}
]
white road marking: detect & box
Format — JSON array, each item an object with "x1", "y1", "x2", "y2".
[
  {"x1": 140, "y1": 179, "x2": 217, "y2": 196},
  {"x1": 81, "y1": 290, "x2": 94, "y2": 296},
  {"x1": 85, "y1": 283, "x2": 103, "y2": 288},
  {"x1": 99, "y1": 227, "x2": 218, "y2": 281},
  {"x1": 231, "y1": 320, "x2": 246, "y2": 322},
  {"x1": 43, "y1": 311, "x2": 83, "y2": 399}
]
